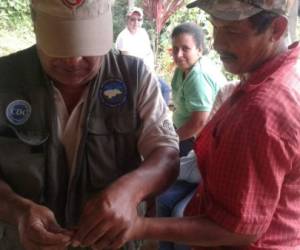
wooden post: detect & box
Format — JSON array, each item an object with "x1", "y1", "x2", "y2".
[
  {"x1": 128, "y1": 0, "x2": 135, "y2": 9},
  {"x1": 288, "y1": 0, "x2": 299, "y2": 43}
]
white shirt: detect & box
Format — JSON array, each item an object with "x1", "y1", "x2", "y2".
[{"x1": 115, "y1": 28, "x2": 155, "y2": 71}]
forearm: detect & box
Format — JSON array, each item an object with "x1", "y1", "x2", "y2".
[
  {"x1": 177, "y1": 121, "x2": 206, "y2": 141},
  {"x1": 0, "y1": 179, "x2": 32, "y2": 226},
  {"x1": 110, "y1": 147, "x2": 179, "y2": 204},
  {"x1": 138, "y1": 216, "x2": 258, "y2": 247},
  {"x1": 177, "y1": 111, "x2": 210, "y2": 141}
]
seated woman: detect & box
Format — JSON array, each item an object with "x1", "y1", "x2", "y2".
[
  {"x1": 170, "y1": 23, "x2": 227, "y2": 156},
  {"x1": 156, "y1": 22, "x2": 227, "y2": 250}
]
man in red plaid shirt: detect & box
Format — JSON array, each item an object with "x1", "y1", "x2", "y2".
[{"x1": 115, "y1": 0, "x2": 300, "y2": 249}]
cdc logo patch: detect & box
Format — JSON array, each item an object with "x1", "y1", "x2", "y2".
[
  {"x1": 100, "y1": 80, "x2": 128, "y2": 108},
  {"x1": 6, "y1": 100, "x2": 32, "y2": 126}
]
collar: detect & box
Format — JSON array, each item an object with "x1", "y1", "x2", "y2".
[{"x1": 238, "y1": 42, "x2": 300, "y2": 93}]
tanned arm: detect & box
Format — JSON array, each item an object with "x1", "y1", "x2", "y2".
[
  {"x1": 72, "y1": 147, "x2": 179, "y2": 248},
  {"x1": 138, "y1": 216, "x2": 259, "y2": 247},
  {"x1": 0, "y1": 179, "x2": 72, "y2": 250},
  {"x1": 176, "y1": 111, "x2": 210, "y2": 140}
]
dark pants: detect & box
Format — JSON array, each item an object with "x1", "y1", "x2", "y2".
[
  {"x1": 158, "y1": 77, "x2": 171, "y2": 105},
  {"x1": 179, "y1": 138, "x2": 195, "y2": 157},
  {"x1": 156, "y1": 181, "x2": 196, "y2": 250}
]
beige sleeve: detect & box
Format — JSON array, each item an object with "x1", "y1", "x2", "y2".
[
  {"x1": 209, "y1": 81, "x2": 239, "y2": 119},
  {"x1": 137, "y1": 68, "x2": 179, "y2": 158}
]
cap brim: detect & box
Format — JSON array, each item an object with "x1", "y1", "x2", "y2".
[
  {"x1": 187, "y1": 0, "x2": 262, "y2": 21},
  {"x1": 35, "y1": 10, "x2": 113, "y2": 57},
  {"x1": 186, "y1": 0, "x2": 200, "y2": 9}
]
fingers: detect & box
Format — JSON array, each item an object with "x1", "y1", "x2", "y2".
[
  {"x1": 28, "y1": 220, "x2": 71, "y2": 245},
  {"x1": 71, "y1": 189, "x2": 138, "y2": 249},
  {"x1": 91, "y1": 228, "x2": 127, "y2": 250},
  {"x1": 92, "y1": 238, "x2": 114, "y2": 250},
  {"x1": 18, "y1": 203, "x2": 73, "y2": 250},
  {"x1": 72, "y1": 218, "x2": 119, "y2": 248},
  {"x1": 102, "y1": 228, "x2": 128, "y2": 250},
  {"x1": 72, "y1": 214, "x2": 128, "y2": 248},
  {"x1": 75, "y1": 221, "x2": 131, "y2": 250},
  {"x1": 46, "y1": 220, "x2": 74, "y2": 239},
  {"x1": 19, "y1": 203, "x2": 73, "y2": 246},
  {"x1": 77, "y1": 220, "x2": 112, "y2": 246},
  {"x1": 74, "y1": 215, "x2": 100, "y2": 241},
  {"x1": 108, "y1": 230, "x2": 128, "y2": 250},
  {"x1": 72, "y1": 199, "x2": 112, "y2": 244},
  {"x1": 23, "y1": 228, "x2": 71, "y2": 250},
  {"x1": 91, "y1": 233, "x2": 118, "y2": 250},
  {"x1": 24, "y1": 242, "x2": 69, "y2": 250}
]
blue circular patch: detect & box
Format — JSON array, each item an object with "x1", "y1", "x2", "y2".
[
  {"x1": 6, "y1": 100, "x2": 32, "y2": 126},
  {"x1": 100, "y1": 80, "x2": 128, "y2": 108}
]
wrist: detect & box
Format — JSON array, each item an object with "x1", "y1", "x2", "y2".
[
  {"x1": 110, "y1": 173, "x2": 143, "y2": 204},
  {"x1": 9, "y1": 196, "x2": 34, "y2": 226},
  {"x1": 134, "y1": 217, "x2": 149, "y2": 240}
]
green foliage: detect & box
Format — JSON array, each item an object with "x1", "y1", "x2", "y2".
[
  {"x1": 154, "y1": 6, "x2": 219, "y2": 83},
  {"x1": 297, "y1": 18, "x2": 300, "y2": 39},
  {"x1": 112, "y1": 0, "x2": 128, "y2": 41},
  {"x1": 0, "y1": 0, "x2": 31, "y2": 31},
  {"x1": 0, "y1": 0, "x2": 299, "y2": 75},
  {"x1": 0, "y1": 0, "x2": 34, "y2": 56}
]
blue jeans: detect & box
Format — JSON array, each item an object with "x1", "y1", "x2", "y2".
[
  {"x1": 156, "y1": 181, "x2": 197, "y2": 250},
  {"x1": 158, "y1": 78, "x2": 171, "y2": 105}
]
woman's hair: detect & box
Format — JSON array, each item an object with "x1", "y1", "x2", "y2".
[
  {"x1": 171, "y1": 22, "x2": 208, "y2": 55},
  {"x1": 248, "y1": 10, "x2": 280, "y2": 34}
]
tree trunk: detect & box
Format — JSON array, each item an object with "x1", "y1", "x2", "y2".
[
  {"x1": 128, "y1": 0, "x2": 135, "y2": 8},
  {"x1": 288, "y1": 0, "x2": 298, "y2": 43}
]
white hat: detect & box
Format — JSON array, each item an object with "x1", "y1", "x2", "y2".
[
  {"x1": 31, "y1": 0, "x2": 113, "y2": 57},
  {"x1": 127, "y1": 6, "x2": 144, "y2": 17}
]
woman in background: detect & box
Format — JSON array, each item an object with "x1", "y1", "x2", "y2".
[
  {"x1": 171, "y1": 22, "x2": 227, "y2": 156},
  {"x1": 157, "y1": 22, "x2": 227, "y2": 250}
]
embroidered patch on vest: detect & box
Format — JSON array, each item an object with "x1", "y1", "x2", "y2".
[
  {"x1": 162, "y1": 119, "x2": 173, "y2": 131},
  {"x1": 6, "y1": 100, "x2": 32, "y2": 126},
  {"x1": 100, "y1": 80, "x2": 128, "y2": 108}
]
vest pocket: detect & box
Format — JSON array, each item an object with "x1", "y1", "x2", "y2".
[
  {"x1": 85, "y1": 117, "x2": 140, "y2": 191},
  {"x1": 0, "y1": 224, "x2": 6, "y2": 250},
  {"x1": 0, "y1": 224, "x2": 4, "y2": 241},
  {"x1": 0, "y1": 128, "x2": 48, "y2": 203},
  {"x1": 0, "y1": 223, "x2": 22, "y2": 250}
]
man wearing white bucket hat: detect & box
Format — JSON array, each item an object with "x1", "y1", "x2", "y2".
[
  {"x1": 115, "y1": 7, "x2": 155, "y2": 72},
  {"x1": 0, "y1": 0, "x2": 179, "y2": 249},
  {"x1": 118, "y1": 1, "x2": 300, "y2": 249}
]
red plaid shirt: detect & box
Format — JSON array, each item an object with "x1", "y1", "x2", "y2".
[{"x1": 185, "y1": 42, "x2": 300, "y2": 250}]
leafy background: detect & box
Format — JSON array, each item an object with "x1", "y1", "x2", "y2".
[
  {"x1": 0, "y1": 0, "x2": 299, "y2": 82},
  {"x1": 0, "y1": 0, "x2": 34, "y2": 55}
]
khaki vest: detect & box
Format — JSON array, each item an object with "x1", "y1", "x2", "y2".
[{"x1": 0, "y1": 46, "x2": 142, "y2": 249}]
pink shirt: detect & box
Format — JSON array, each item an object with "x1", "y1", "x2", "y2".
[{"x1": 186, "y1": 43, "x2": 300, "y2": 249}]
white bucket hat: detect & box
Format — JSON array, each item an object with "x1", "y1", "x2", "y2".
[
  {"x1": 127, "y1": 6, "x2": 144, "y2": 18},
  {"x1": 31, "y1": 0, "x2": 113, "y2": 57}
]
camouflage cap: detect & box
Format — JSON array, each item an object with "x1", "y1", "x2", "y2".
[{"x1": 186, "y1": 0, "x2": 290, "y2": 21}]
